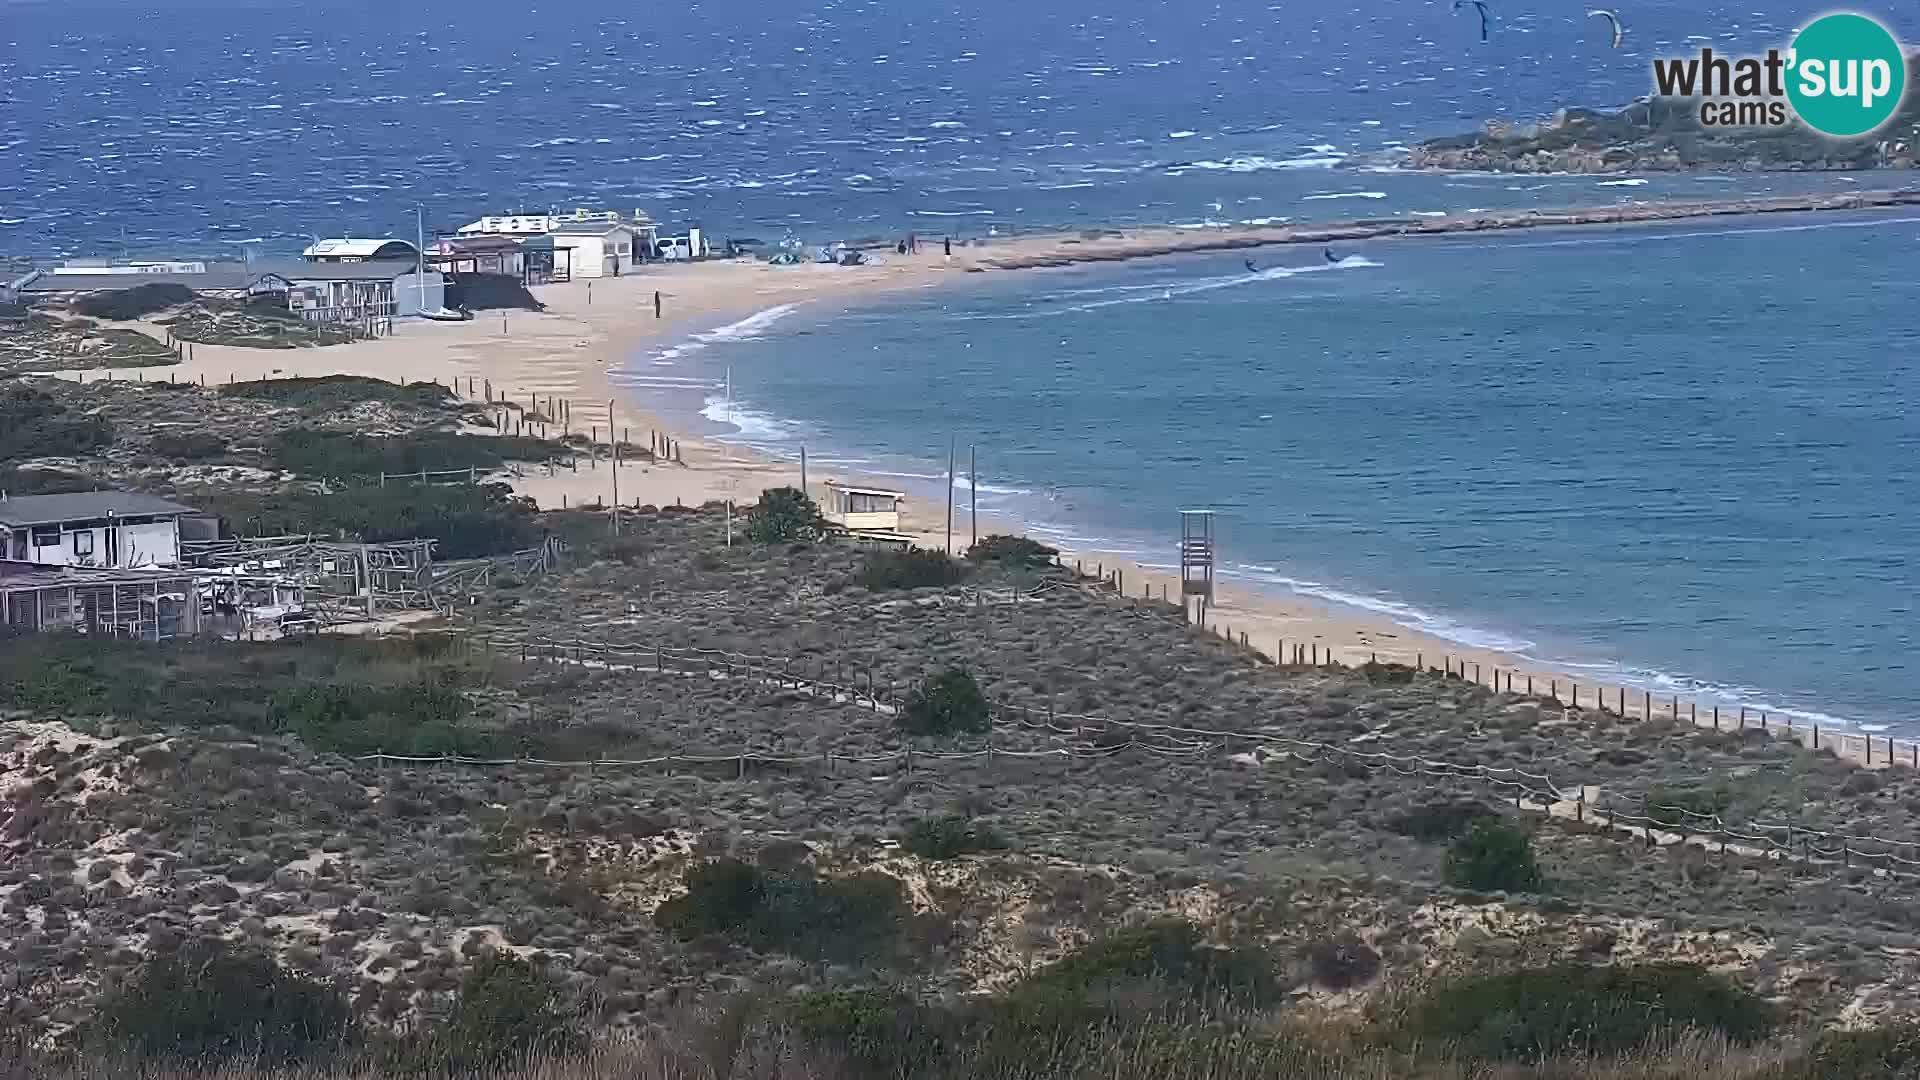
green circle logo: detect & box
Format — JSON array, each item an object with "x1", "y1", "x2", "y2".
[{"x1": 1786, "y1": 13, "x2": 1907, "y2": 137}]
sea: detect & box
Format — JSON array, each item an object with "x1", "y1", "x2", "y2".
[{"x1": 3, "y1": 0, "x2": 1916, "y2": 729}]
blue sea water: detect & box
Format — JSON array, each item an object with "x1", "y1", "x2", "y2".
[
  {"x1": 3, "y1": 0, "x2": 1916, "y2": 727},
  {"x1": 0, "y1": 0, "x2": 1900, "y2": 255},
  {"x1": 629, "y1": 212, "x2": 1920, "y2": 731}
]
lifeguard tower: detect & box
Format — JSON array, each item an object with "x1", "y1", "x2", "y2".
[{"x1": 822, "y1": 481, "x2": 913, "y2": 547}]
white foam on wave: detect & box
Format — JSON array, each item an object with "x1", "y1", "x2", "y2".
[
  {"x1": 1302, "y1": 190, "x2": 1389, "y2": 201},
  {"x1": 699, "y1": 394, "x2": 800, "y2": 443},
  {"x1": 625, "y1": 303, "x2": 802, "y2": 369},
  {"x1": 992, "y1": 256, "x2": 1381, "y2": 319},
  {"x1": 1597, "y1": 177, "x2": 1649, "y2": 186},
  {"x1": 1225, "y1": 562, "x2": 1539, "y2": 654},
  {"x1": 1165, "y1": 154, "x2": 1341, "y2": 175}
]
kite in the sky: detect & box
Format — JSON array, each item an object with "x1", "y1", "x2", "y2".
[
  {"x1": 1587, "y1": 8, "x2": 1624, "y2": 49},
  {"x1": 1454, "y1": 0, "x2": 1491, "y2": 42}
]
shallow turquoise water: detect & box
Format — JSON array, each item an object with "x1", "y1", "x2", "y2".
[{"x1": 620, "y1": 210, "x2": 1920, "y2": 731}]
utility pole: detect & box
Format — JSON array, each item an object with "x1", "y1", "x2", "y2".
[
  {"x1": 609, "y1": 400, "x2": 620, "y2": 535},
  {"x1": 800, "y1": 445, "x2": 808, "y2": 500},
  {"x1": 945, "y1": 438, "x2": 955, "y2": 554},
  {"x1": 969, "y1": 443, "x2": 977, "y2": 551}
]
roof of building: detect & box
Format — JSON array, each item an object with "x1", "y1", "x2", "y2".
[
  {"x1": 825, "y1": 482, "x2": 907, "y2": 498},
  {"x1": 11, "y1": 268, "x2": 281, "y2": 294},
  {"x1": 302, "y1": 238, "x2": 420, "y2": 259},
  {"x1": 428, "y1": 235, "x2": 526, "y2": 254},
  {"x1": 457, "y1": 208, "x2": 656, "y2": 237},
  {"x1": 254, "y1": 259, "x2": 435, "y2": 282},
  {"x1": 0, "y1": 492, "x2": 201, "y2": 528}
]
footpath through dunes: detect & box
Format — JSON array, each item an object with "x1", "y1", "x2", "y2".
[{"x1": 970, "y1": 188, "x2": 1920, "y2": 270}]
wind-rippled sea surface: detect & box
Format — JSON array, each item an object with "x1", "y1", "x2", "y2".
[
  {"x1": 629, "y1": 212, "x2": 1920, "y2": 732},
  {"x1": 0, "y1": 0, "x2": 1895, "y2": 254},
  {"x1": 5, "y1": 0, "x2": 1916, "y2": 727}
]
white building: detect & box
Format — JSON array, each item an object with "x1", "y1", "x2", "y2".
[
  {"x1": 0, "y1": 492, "x2": 201, "y2": 569},
  {"x1": 301, "y1": 238, "x2": 422, "y2": 263},
  {"x1": 455, "y1": 208, "x2": 658, "y2": 278}
]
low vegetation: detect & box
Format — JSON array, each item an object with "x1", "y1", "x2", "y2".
[
  {"x1": 1389, "y1": 962, "x2": 1776, "y2": 1062},
  {"x1": 653, "y1": 858, "x2": 914, "y2": 963},
  {"x1": 218, "y1": 375, "x2": 456, "y2": 412},
  {"x1": 1444, "y1": 819, "x2": 1542, "y2": 893},
  {"x1": 90, "y1": 939, "x2": 352, "y2": 1066},
  {"x1": 966, "y1": 534, "x2": 1058, "y2": 568},
  {"x1": 148, "y1": 430, "x2": 229, "y2": 461},
  {"x1": 267, "y1": 428, "x2": 553, "y2": 482},
  {"x1": 898, "y1": 668, "x2": 990, "y2": 736},
  {"x1": 0, "y1": 381, "x2": 114, "y2": 461},
  {"x1": 901, "y1": 813, "x2": 1005, "y2": 859},
  {"x1": 745, "y1": 486, "x2": 824, "y2": 544},
  {"x1": 72, "y1": 283, "x2": 197, "y2": 321},
  {"x1": 858, "y1": 547, "x2": 970, "y2": 591},
  {"x1": 195, "y1": 483, "x2": 541, "y2": 559}
]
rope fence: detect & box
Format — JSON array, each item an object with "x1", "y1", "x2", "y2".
[{"x1": 395, "y1": 629, "x2": 1920, "y2": 877}]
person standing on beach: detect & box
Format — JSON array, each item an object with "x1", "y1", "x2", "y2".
[
  {"x1": 944, "y1": 236, "x2": 952, "y2": 262},
  {"x1": 908, "y1": 232, "x2": 917, "y2": 254}
]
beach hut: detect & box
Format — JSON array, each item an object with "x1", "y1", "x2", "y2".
[
  {"x1": 301, "y1": 238, "x2": 421, "y2": 263},
  {"x1": 822, "y1": 481, "x2": 907, "y2": 534}
]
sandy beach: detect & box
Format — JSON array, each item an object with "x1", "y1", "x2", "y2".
[{"x1": 44, "y1": 197, "x2": 1904, "y2": 756}]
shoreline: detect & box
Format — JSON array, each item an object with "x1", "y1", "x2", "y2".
[{"x1": 32, "y1": 190, "x2": 1912, "y2": 756}]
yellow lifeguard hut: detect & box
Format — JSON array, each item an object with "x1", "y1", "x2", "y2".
[{"x1": 822, "y1": 481, "x2": 912, "y2": 546}]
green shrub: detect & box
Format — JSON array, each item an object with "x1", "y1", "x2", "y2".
[
  {"x1": 90, "y1": 939, "x2": 352, "y2": 1065},
  {"x1": 1392, "y1": 962, "x2": 1773, "y2": 1062},
  {"x1": 149, "y1": 431, "x2": 228, "y2": 461},
  {"x1": 198, "y1": 484, "x2": 540, "y2": 559},
  {"x1": 654, "y1": 858, "x2": 910, "y2": 963},
  {"x1": 902, "y1": 814, "x2": 1005, "y2": 860},
  {"x1": 0, "y1": 465, "x2": 97, "y2": 495},
  {"x1": 788, "y1": 990, "x2": 951, "y2": 1078},
  {"x1": 1387, "y1": 800, "x2": 1497, "y2": 842},
  {"x1": 268, "y1": 428, "x2": 551, "y2": 481},
  {"x1": 966, "y1": 534, "x2": 1058, "y2": 568},
  {"x1": 401, "y1": 953, "x2": 582, "y2": 1073},
  {"x1": 73, "y1": 283, "x2": 196, "y2": 320},
  {"x1": 1644, "y1": 783, "x2": 1733, "y2": 830},
  {"x1": 219, "y1": 375, "x2": 455, "y2": 412},
  {"x1": 899, "y1": 668, "x2": 990, "y2": 736},
  {"x1": 0, "y1": 382, "x2": 113, "y2": 461},
  {"x1": 1444, "y1": 820, "x2": 1541, "y2": 893},
  {"x1": 1786, "y1": 1024, "x2": 1920, "y2": 1079},
  {"x1": 857, "y1": 547, "x2": 969, "y2": 591},
  {"x1": 1027, "y1": 920, "x2": 1279, "y2": 1009},
  {"x1": 746, "y1": 486, "x2": 823, "y2": 544},
  {"x1": 1305, "y1": 933, "x2": 1381, "y2": 990}
]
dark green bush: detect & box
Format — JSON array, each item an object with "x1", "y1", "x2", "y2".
[
  {"x1": 0, "y1": 634, "x2": 503, "y2": 757},
  {"x1": 268, "y1": 428, "x2": 551, "y2": 482},
  {"x1": 1392, "y1": 962, "x2": 1773, "y2": 1062},
  {"x1": 0, "y1": 465, "x2": 97, "y2": 495},
  {"x1": 73, "y1": 283, "x2": 197, "y2": 320},
  {"x1": 746, "y1": 486, "x2": 823, "y2": 544},
  {"x1": 966, "y1": 534, "x2": 1058, "y2": 568},
  {"x1": 902, "y1": 814, "x2": 1005, "y2": 860},
  {"x1": 899, "y1": 668, "x2": 990, "y2": 736},
  {"x1": 1644, "y1": 783, "x2": 1733, "y2": 830},
  {"x1": 149, "y1": 431, "x2": 228, "y2": 461},
  {"x1": 1305, "y1": 933, "x2": 1381, "y2": 990},
  {"x1": 1028, "y1": 920, "x2": 1280, "y2": 1009},
  {"x1": 219, "y1": 375, "x2": 455, "y2": 412},
  {"x1": 90, "y1": 939, "x2": 352, "y2": 1065},
  {"x1": 655, "y1": 858, "x2": 911, "y2": 963},
  {"x1": 1444, "y1": 820, "x2": 1541, "y2": 893},
  {"x1": 1387, "y1": 800, "x2": 1497, "y2": 842},
  {"x1": 396, "y1": 953, "x2": 582, "y2": 1074},
  {"x1": 0, "y1": 382, "x2": 113, "y2": 462},
  {"x1": 1360, "y1": 661, "x2": 1417, "y2": 684},
  {"x1": 787, "y1": 990, "x2": 951, "y2": 1078},
  {"x1": 199, "y1": 483, "x2": 540, "y2": 559},
  {"x1": 857, "y1": 547, "x2": 969, "y2": 591}
]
